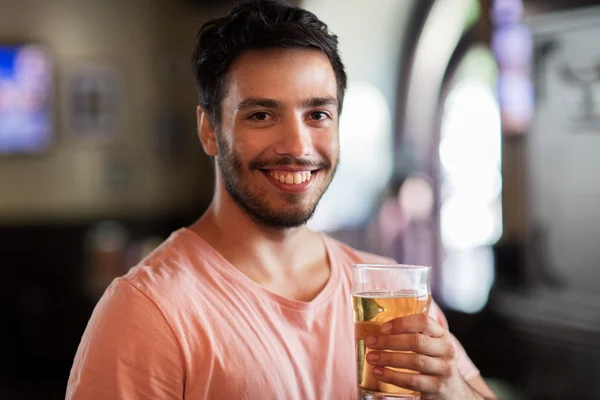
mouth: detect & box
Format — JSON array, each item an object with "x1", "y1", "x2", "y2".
[{"x1": 260, "y1": 169, "x2": 319, "y2": 193}]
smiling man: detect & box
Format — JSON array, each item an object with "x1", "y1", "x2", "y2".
[{"x1": 66, "y1": 1, "x2": 496, "y2": 399}]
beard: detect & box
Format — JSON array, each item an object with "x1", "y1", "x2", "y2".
[{"x1": 215, "y1": 134, "x2": 338, "y2": 229}]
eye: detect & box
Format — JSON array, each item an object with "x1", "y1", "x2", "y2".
[
  {"x1": 247, "y1": 112, "x2": 274, "y2": 123},
  {"x1": 310, "y1": 111, "x2": 330, "y2": 121}
]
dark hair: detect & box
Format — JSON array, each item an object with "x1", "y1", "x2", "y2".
[{"x1": 191, "y1": 0, "x2": 347, "y2": 128}]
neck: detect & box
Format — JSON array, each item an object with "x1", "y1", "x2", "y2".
[{"x1": 189, "y1": 181, "x2": 326, "y2": 283}]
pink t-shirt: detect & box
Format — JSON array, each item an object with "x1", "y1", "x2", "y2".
[{"x1": 67, "y1": 228, "x2": 479, "y2": 399}]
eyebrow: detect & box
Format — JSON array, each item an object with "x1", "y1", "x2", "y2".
[
  {"x1": 300, "y1": 96, "x2": 338, "y2": 109},
  {"x1": 235, "y1": 96, "x2": 339, "y2": 112},
  {"x1": 236, "y1": 98, "x2": 281, "y2": 111}
]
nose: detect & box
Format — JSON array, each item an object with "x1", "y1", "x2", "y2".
[{"x1": 273, "y1": 116, "x2": 313, "y2": 158}]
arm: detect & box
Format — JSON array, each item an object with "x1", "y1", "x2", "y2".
[{"x1": 66, "y1": 279, "x2": 185, "y2": 400}]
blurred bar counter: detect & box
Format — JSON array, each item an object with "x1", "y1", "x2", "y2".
[{"x1": 492, "y1": 288, "x2": 600, "y2": 397}]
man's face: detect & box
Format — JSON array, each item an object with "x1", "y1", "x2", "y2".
[{"x1": 215, "y1": 47, "x2": 340, "y2": 229}]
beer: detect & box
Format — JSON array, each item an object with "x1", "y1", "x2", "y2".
[{"x1": 352, "y1": 291, "x2": 432, "y2": 398}]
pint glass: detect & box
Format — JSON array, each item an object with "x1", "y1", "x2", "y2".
[{"x1": 352, "y1": 264, "x2": 431, "y2": 400}]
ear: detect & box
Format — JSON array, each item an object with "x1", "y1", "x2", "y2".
[{"x1": 197, "y1": 106, "x2": 218, "y2": 156}]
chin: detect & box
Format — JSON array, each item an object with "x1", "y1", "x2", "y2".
[{"x1": 254, "y1": 206, "x2": 316, "y2": 229}]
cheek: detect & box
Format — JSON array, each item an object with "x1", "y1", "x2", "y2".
[
  {"x1": 228, "y1": 134, "x2": 269, "y2": 170},
  {"x1": 235, "y1": 137, "x2": 264, "y2": 161},
  {"x1": 318, "y1": 131, "x2": 340, "y2": 157}
]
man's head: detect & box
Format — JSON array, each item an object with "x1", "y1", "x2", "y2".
[{"x1": 192, "y1": 0, "x2": 346, "y2": 229}]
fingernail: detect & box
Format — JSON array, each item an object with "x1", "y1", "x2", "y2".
[
  {"x1": 366, "y1": 352, "x2": 380, "y2": 362},
  {"x1": 381, "y1": 322, "x2": 392, "y2": 334},
  {"x1": 365, "y1": 336, "x2": 377, "y2": 346},
  {"x1": 373, "y1": 367, "x2": 384, "y2": 376}
]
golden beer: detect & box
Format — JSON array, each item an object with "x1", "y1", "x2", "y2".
[{"x1": 352, "y1": 291, "x2": 432, "y2": 398}]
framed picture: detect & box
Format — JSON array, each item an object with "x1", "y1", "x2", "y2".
[
  {"x1": 0, "y1": 43, "x2": 54, "y2": 155},
  {"x1": 65, "y1": 63, "x2": 126, "y2": 141}
]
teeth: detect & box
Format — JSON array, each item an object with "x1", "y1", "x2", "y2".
[{"x1": 268, "y1": 170, "x2": 314, "y2": 185}]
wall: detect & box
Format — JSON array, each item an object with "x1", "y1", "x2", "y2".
[
  {"x1": 527, "y1": 6, "x2": 600, "y2": 293},
  {"x1": 0, "y1": 0, "x2": 224, "y2": 223}
]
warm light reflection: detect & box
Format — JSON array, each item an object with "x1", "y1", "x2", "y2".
[
  {"x1": 441, "y1": 247, "x2": 496, "y2": 313},
  {"x1": 398, "y1": 175, "x2": 435, "y2": 221},
  {"x1": 439, "y1": 77, "x2": 502, "y2": 313},
  {"x1": 441, "y1": 195, "x2": 503, "y2": 250}
]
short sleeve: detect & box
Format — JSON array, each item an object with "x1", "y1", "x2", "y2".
[
  {"x1": 66, "y1": 279, "x2": 185, "y2": 399},
  {"x1": 429, "y1": 301, "x2": 480, "y2": 381}
]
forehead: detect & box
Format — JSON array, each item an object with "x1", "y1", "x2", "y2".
[{"x1": 224, "y1": 47, "x2": 338, "y2": 104}]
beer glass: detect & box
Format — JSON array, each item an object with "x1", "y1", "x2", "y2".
[{"x1": 352, "y1": 264, "x2": 432, "y2": 400}]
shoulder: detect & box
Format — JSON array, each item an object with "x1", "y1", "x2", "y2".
[
  {"x1": 67, "y1": 278, "x2": 186, "y2": 399},
  {"x1": 324, "y1": 234, "x2": 397, "y2": 265},
  {"x1": 122, "y1": 228, "x2": 214, "y2": 303},
  {"x1": 89, "y1": 228, "x2": 222, "y2": 340}
]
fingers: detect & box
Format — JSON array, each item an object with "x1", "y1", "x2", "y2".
[
  {"x1": 365, "y1": 315, "x2": 461, "y2": 396},
  {"x1": 366, "y1": 351, "x2": 452, "y2": 376},
  {"x1": 381, "y1": 314, "x2": 445, "y2": 338},
  {"x1": 360, "y1": 354, "x2": 381, "y2": 390},
  {"x1": 366, "y1": 314, "x2": 454, "y2": 357},
  {"x1": 365, "y1": 332, "x2": 454, "y2": 358},
  {"x1": 372, "y1": 368, "x2": 443, "y2": 394}
]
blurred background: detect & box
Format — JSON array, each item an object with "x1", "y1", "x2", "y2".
[{"x1": 0, "y1": 0, "x2": 599, "y2": 398}]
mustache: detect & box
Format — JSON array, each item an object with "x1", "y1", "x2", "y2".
[{"x1": 249, "y1": 156, "x2": 331, "y2": 171}]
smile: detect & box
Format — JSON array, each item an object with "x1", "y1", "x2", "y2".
[
  {"x1": 268, "y1": 170, "x2": 312, "y2": 185},
  {"x1": 260, "y1": 169, "x2": 318, "y2": 193}
]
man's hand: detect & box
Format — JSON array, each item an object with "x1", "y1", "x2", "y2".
[{"x1": 365, "y1": 314, "x2": 486, "y2": 400}]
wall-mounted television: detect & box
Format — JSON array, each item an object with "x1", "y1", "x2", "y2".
[{"x1": 0, "y1": 44, "x2": 53, "y2": 155}]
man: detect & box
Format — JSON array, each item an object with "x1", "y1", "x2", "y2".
[{"x1": 67, "y1": 1, "x2": 497, "y2": 399}]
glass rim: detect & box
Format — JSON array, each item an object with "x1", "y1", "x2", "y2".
[{"x1": 352, "y1": 263, "x2": 431, "y2": 271}]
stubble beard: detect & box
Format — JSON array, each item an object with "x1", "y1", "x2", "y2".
[{"x1": 215, "y1": 133, "x2": 338, "y2": 229}]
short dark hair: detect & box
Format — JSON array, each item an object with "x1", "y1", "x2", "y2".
[{"x1": 191, "y1": 0, "x2": 347, "y2": 128}]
